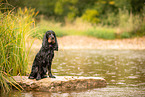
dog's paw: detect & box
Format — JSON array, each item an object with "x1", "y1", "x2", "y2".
[
  {"x1": 36, "y1": 75, "x2": 41, "y2": 80},
  {"x1": 42, "y1": 75, "x2": 47, "y2": 78},
  {"x1": 49, "y1": 75, "x2": 56, "y2": 78},
  {"x1": 36, "y1": 77, "x2": 41, "y2": 80},
  {"x1": 28, "y1": 76, "x2": 35, "y2": 79}
]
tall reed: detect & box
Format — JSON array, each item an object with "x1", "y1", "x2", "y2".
[
  {"x1": 0, "y1": 7, "x2": 36, "y2": 93},
  {"x1": 117, "y1": 9, "x2": 145, "y2": 38}
]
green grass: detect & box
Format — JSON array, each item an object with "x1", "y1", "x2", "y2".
[
  {"x1": 85, "y1": 27, "x2": 116, "y2": 39},
  {"x1": 0, "y1": 7, "x2": 36, "y2": 93}
]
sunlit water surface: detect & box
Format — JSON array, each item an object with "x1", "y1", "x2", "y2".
[{"x1": 1, "y1": 50, "x2": 145, "y2": 97}]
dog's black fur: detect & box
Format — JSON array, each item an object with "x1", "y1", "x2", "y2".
[{"x1": 28, "y1": 30, "x2": 58, "y2": 80}]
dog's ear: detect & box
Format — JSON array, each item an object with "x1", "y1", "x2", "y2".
[
  {"x1": 42, "y1": 31, "x2": 49, "y2": 49},
  {"x1": 52, "y1": 31, "x2": 58, "y2": 51}
]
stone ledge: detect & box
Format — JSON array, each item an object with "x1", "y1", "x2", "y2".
[{"x1": 11, "y1": 76, "x2": 107, "y2": 92}]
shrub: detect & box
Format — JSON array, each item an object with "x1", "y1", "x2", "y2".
[
  {"x1": 81, "y1": 9, "x2": 100, "y2": 24},
  {"x1": 120, "y1": 32, "x2": 131, "y2": 38}
]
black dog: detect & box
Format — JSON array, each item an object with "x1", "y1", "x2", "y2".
[{"x1": 28, "y1": 30, "x2": 58, "y2": 80}]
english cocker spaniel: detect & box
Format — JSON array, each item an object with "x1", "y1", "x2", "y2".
[{"x1": 28, "y1": 30, "x2": 58, "y2": 80}]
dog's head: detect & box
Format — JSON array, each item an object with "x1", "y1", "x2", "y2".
[
  {"x1": 42, "y1": 30, "x2": 58, "y2": 51},
  {"x1": 47, "y1": 31, "x2": 56, "y2": 44}
]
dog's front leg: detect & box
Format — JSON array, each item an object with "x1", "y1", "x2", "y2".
[
  {"x1": 36, "y1": 72, "x2": 41, "y2": 80},
  {"x1": 36, "y1": 63, "x2": 42, "y2": 80},
  {"x1": 48, "y1": 62, "x2": 56, "y2": 78}
]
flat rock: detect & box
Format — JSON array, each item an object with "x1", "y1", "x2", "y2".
[{"x1": 12, "y1": 76, "x2": 107, "y2": 92}]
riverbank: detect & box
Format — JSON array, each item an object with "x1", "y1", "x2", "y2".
[{"x1": 30, "y1": 36, "x2": 145, "y2": 50}]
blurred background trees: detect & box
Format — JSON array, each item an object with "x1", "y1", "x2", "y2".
[
  {"x1": 1, "y1": 0, "x2": 145, "y2": 38},
  {"x1": 2, "y1": 0, "x2": 144, "y2": 22}
]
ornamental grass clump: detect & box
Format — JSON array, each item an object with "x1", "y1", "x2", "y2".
[{"x1": 0, "y1": 7, "x2": 37, "y2": 93}]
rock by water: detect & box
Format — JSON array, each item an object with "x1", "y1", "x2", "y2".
[{"x1": 11, "y1": 76, "x2": 107, "y2": 92}]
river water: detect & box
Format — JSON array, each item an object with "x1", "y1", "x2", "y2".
[{"x1": 1, "y1": 50, "x2": 145, "y2": 97}]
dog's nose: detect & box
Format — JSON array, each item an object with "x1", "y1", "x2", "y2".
[{"x1": 51, "y1": 37, "x2": 54, "y2": 40}]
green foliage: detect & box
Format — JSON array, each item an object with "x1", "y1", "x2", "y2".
[
  {"x1": 54, "y1": 0, "x2": 78, "y2": 19},
  {"x1": 103, "y1": 12, "x2": 118, "y2": 26},
  {"x1": 114, "y1": 0, "x2": 131, "y2": 10},
  {"x1": 0, "y1": 7, "x2": 36, "y2": 93},
  {"x1": 81, "y1": 9, "x2": 100, "y2": 24},
  {"x1": 3, "y1": 0, "x2": 145, "y2": 27},
  {"x1": 55, "y1": 1, "x2": 63, "y2": 15}
]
